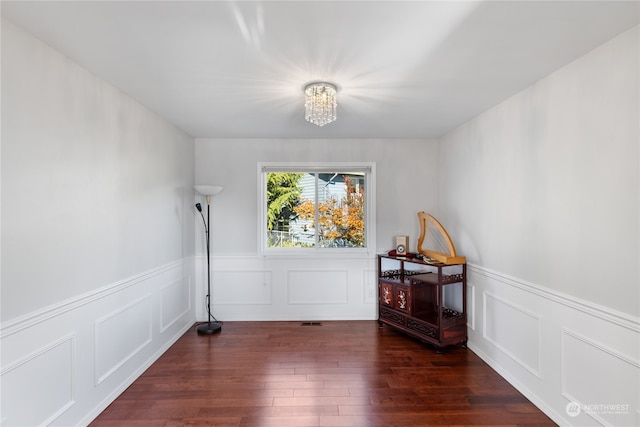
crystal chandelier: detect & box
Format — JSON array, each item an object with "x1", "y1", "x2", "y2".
[{"x1": 304, "y1": 82, "x2": 337, "y2": 126}]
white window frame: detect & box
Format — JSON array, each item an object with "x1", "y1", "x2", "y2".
[{"x1": 258, "y1": 162, "x2": 376, "y2": 257}]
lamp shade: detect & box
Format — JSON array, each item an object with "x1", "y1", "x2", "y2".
[{"x1": 194, "y1": 185, "x2": 223, "y2": 196}]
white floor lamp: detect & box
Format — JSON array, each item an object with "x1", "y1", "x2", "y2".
[{"x1": 194, "y1": 185, "x2": 223, "y2": 335}]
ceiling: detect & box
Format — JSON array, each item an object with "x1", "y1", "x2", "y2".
[{"x1": 2, "y1": 1, "x2": 638, "y2": 139}]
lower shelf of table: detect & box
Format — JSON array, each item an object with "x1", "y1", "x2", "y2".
[{"x1": 378, "y1": 305, "x2": 467, "y2": 349}]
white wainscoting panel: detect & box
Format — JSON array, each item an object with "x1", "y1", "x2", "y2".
[
  {"x1": 287, "y1": 270, "x2": 348, "y2": 304},
  {"x1": 214, "y1": 270, "x2": 273, "y2": 305},
  {"x1": 363, "y1": 268, "x2": 377, "y2": 304},
  {"x1": 467, "y1": 284, "x2": 476, "y2": 331},
  {"x1": 94, "y1": 295, "x2": 153, "y2": 385},
  {"x1": 206, "y1": 254, "x2": 376, "y2": 321},
  {"x1": 1, "y1": 335, "x2": 75, "y2": 426},
  {"x1": 483, "y1": 292, "x2": 541, "y2": 377},
  {"x1": 561, "y1": 329, "x2": 639, "y2": 426},
  {"x1": 467, "y1": 264, "x2": 640, "y2": 427},
  {"x1": 161, "y1": 277, "x2": 192, "y2": 333},
  {"x1": 0, "y1": 259, "x2": 195, "y2": 427}
]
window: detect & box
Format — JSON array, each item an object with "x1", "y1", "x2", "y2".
[{"x1": 259, "y1": 163, "x2": 375, "y2": 253}]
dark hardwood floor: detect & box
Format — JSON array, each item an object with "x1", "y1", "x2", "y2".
[{"x1": 90, "y1": 321, "x2": 556, "y2": 427}]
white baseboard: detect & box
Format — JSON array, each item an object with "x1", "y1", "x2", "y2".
[{"x1": 78, "y1": 320, "x2": 193, "y2": 426}]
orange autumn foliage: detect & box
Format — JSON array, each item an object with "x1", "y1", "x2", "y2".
[{"x1": 294, "y1": 177, "x2": 365, "y2": 247}]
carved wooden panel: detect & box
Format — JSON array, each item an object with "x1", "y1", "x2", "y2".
[
  {"x1": 395, "y1": 287, "x2": 411, "y2": 313},
  {"x1": 380, "y1": 283, "x2": 393, "y2": 306}
]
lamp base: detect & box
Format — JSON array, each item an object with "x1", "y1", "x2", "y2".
[{"x1": 196, "y1": 322, "x2": 222, "y2": 335}]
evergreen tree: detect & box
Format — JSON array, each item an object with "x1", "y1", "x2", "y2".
[{"x1": 266, "y1": 172, "x2": 303, "y2": 231}]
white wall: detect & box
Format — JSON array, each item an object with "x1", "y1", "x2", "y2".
[
  {"x1": 438, "y1": 26, "x2": 639, "y2": 426},
  {"x1": 1, "y1": 19, "x2": 196, "y2": 426},
  {"x1": 194, "y1": 138, "x2": 438, "y2": 320},
  {"x1": 4, "y1": 9, "x2": 637, "y2": 427}
]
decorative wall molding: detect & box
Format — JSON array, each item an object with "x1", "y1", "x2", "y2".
[
  {"x1": 287, "y1": 269, "x2": 349, "y2": 305},
  {"x1": 161, "y1": 277, "x2": 192, "y2": 333},
  {"x1": 0, "y1": 334, "x2": 76, "y2": 426},
  {"x1": 466, "y1": 284, "x2": 476, "y2": 331},
  {"x1": 78, "y1": 321, "x2": 193, "y2": 427},
  {"x1": 561, "y1": 328, "x2": 639, "y2": 369},
  {"x1": 213, "y1": 270, "x2": 273, "y2": 305},
  {"x1": 467, "y1": 263, "x2": 639, "y2": 426},
  {"x1": 0, "y1": 259, "x2": 194, "y2": 427},
  {"x1": 482, "y1": 291, "x2": 542, "y2": 378},
  {"x1": 203, "y1": 255, "x2": 376, "y2": 321},
  {"x1": 94, "y1": 295, "x2": 153, "y2": 385},
  {"x1": 561, "y1": 328, "x2": 639, "y2": 426},
  {"x1": 469, "y1": 263, "x2": 639, "y2": 331},
  {"x1": 363, "y1": 268, "x2": 377, "y2": 304},
  {"x1": 1, "y1": 259, "x2": 186, "y2": 338}
]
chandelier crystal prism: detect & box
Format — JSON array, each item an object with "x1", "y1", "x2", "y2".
[{"x1": 304, "y1": 82, "x2": 337, "y2": 126}]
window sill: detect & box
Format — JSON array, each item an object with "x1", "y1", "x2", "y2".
[{"x1": 260, "y1": 249, "x2": 374, "y2": 260}]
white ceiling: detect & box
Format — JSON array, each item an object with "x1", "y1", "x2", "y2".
[{"x1": 2, "y1": 1, "x2": 638, "y2": 139}]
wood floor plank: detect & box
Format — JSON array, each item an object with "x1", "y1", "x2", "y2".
[{"x1": 89, "y1": 321, "x2": 556, "y2": 427}]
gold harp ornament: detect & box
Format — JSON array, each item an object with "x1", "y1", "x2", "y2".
[{"x1": 417, "y1": 212, "x2": 466, "y2": 265}]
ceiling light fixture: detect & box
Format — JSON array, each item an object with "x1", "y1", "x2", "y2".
[{"x1": 304, "y1": 82, "x2": 337, "y2": 127}]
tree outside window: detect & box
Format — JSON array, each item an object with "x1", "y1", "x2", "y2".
[{"x1": 266, "y1": 171, "x2": 366, "y2": 249}]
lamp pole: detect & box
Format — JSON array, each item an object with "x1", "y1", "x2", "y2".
[{"x1": 194, "y1": 186, "x2": 223, "y2": 335}]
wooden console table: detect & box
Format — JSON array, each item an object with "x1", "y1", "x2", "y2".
[{"x1": 378, "y1": 254, "x2": 467, "y2": 350}]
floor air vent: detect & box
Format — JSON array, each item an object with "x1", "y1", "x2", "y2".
[{"x1": 301, "y1": 322, "x2": 323, "y2": 326}]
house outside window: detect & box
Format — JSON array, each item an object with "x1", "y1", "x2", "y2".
[{"x1": 259, "y1": 163, "x2": 375, "y2": 254}]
